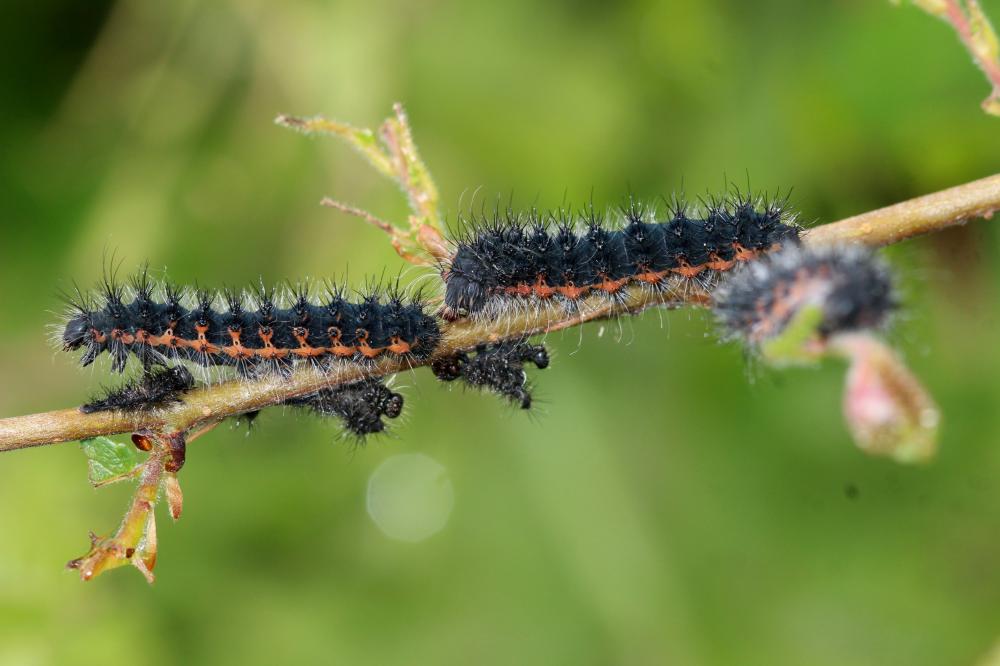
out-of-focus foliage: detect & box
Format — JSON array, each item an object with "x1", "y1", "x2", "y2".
[
  {"x1": 0, "y1": 1, "x2": 998, "y2": 664},
  {"x1": 894, "y1": 0, "x2": 1000, "y2": 114}
]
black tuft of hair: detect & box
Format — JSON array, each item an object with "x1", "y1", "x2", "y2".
[{"x1": 80, "y1": 366, "x2": 196, "y2": 414}]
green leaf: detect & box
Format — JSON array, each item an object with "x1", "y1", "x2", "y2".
[
  {"x1": 760, "y1": 304, "x2": 825, "y2": 366},
  {"x1": 79, "y1": 436, "x2": 143, "y2": 486}
]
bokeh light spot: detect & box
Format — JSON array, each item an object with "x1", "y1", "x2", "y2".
[{"x1": 366, "y1": 454, "x2": 454, "y2": 542}]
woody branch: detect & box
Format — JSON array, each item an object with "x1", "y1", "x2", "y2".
[{"x1": 0, "y1": 172, "x2": 998, "y2": 452}]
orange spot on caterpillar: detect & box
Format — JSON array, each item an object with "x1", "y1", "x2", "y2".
[
  {"x1": 255, "y1": 347, "x2": 289, "y2": 359},
  {"x1": 291, "y1": 347, "x2": 325, "y2": 358},
  {"x1": 254, "y1": 326, "x2": 288, "y2": 359},
  {"x1": 224, "y1": 345, "x2": 252, "y2": 360},
  {"x1": 355, "y1": 330, "x2": 383, "y2": 359},
  {"x1": 733, "y1": 243, "x2": 758, "y2": 262},
  {"x1": 595, "y1": 277, "x2": 629, "y2": 294},
  {"x1": 387, "y1": 336, "x2": 412, "y2": 354},
  {"x1": 672, "y1": 259, "x2": 705, "y2": 278},
  {"x1": 706, "y1": 253, "x2": 735, "y2": 271},
  {"x1": 634, "y1": 270, "x2": 668, "y2": 284},
  {"x1": 111, "y1": 329, "x2": 136, "y2": 344},
  {"x1": 358, "y1": 344, "x2": 382, "y2": 358},
  {"x1": 152, "y1": 329, "x2": 180, "y2": 348},
  {"x1": 223, "y1": 328, "x2": 253, "y2": 359},
  {"x1": 532, "y1": 276, "x2": 556, "y2": 299},
  {"x1": 290, "y1": 326, "x2": 326, "y2": 358},
  {"x1": 326, "y1": 326, "x2": 355, "y2": 357},
  {"x1": 181, "y1": 323, "x2": 218, "y2": 354},
  {"x1": 555, "y1": 283, "x2": 591, "y2": 299}
]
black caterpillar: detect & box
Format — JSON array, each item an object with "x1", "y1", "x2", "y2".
[
  {"x1": 284, "y1": 378, "x2": 405, "y2": 437},
  {"x1": 713, "y1": 245, "x2": 897, "y2": 346},
  {"x1": 80, "y1": 366, "x2": 196, "y2": 414},
  {"x1": 61, "y1": 274, "x2": 441, "y2": 375},
  {"x1": 432, "y1": 341, "x2": 550, "y2": 409},
  {"x1": 443, "y1": 195, "x2": 801, "y2": 318}
]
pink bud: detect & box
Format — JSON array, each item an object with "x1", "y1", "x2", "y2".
[{"x1": 833, "y1": 333, "x2": 940, "y2": 463}]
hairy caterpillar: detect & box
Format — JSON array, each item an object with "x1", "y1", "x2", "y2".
[
  {"x1": 442, "y1": 194, "x2": 800, "y2": 319},
  {"x1": 80, "y1": 366, "x2": 196, "y2": 414},
  {"x1": 284, "y1": 378, "x2": 405, "y2": 437},
  {"x1": 432, "y1": 340, "x2": 550, "y2": 409},
  {"x1": 60, "y1": 272, "x2": 441, "y2": 376},
  {"x1": 713, "y1": 244, "x2": 897, "y2": 346}
]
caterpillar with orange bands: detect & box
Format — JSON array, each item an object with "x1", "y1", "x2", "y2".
[
  {"x1": 61, "y1": 275, "x2": 440, "y2": 376},
  {"x1": 442, "y1": 194, "x2": 801, "y2": 318}
]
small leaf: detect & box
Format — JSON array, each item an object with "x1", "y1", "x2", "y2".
[
  {"x1": 79, "y1": 436, "x2": 143, "y2": 486},
  {"x1": 759, "y1": 304, "x2": 826, "y2": 366}
]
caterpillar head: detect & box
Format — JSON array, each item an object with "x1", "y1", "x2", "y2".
[{"x1": 63, "y1": 314, "x2": 92, "y2": 351}]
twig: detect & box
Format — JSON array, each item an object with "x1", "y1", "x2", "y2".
[
  {"x1": 803, "y1": 172, "x2": 1000, "y2": 247},
  {"x1": 898, "y1": 0, "x2": 1000, "y2": 115},
  {"x1": 66, "y1": 430, "x2": 184, "y2": 582},
  {"x1": 942, "y1": 0, "x2": 1000, "y2": 115},
  {"x1": 320, "y1": 197, "x2": 433, "y2": 266},
  {"x1": 1, "y1": 172, "x2": 998, "y2": 453},
  {"x1": 276, "y1": 106, "x2": 450, "y2": 263},
  {"x1": 0, "y1": 286, "x2": 704, "y2": 452}
]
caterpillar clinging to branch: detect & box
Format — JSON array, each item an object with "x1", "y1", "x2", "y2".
[
  {"x1": 441, "y1": 193, "x2": 801, "y2": 320},
  {"x1": 60, "y1": 276, "x2": 441, "y2": 374}
]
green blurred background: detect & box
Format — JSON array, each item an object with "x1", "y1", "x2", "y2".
[{"x1": 1, "y1": 1, "x2": 999, "y2": 664}]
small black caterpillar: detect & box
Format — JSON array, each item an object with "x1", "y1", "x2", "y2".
[
  {"x1": 432, "y1": 340, "x2": 550, "y2": 409},
  {"x1": 443, "y1": 194, "x2": 801, "y2": 318},
  {"x1": 284, "y1": 378, "x2": 405, "y2": 437},
  {"x1": 80, "y1": 366, "x2": 196, "y2": 414},
  {"x1": 60, "y1": 273, "x2": 441, "y2": 375},
  {"x1": 713, "y1": 244, "x2": 897, "y2": 346}
]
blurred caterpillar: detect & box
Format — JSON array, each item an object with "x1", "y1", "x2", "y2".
[{"x1": 712, "y1": 244, "x2": 897, "y2": 349}]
